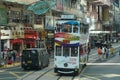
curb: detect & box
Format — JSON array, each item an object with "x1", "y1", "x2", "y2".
[{"x1": 0, "y1": 62, "x2": 21, "y2": 69}]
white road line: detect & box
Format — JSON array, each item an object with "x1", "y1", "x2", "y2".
[{"x1": 87, "y1": 63, "x2": 120, "y2": 65}]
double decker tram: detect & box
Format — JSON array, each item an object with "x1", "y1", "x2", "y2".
[{"x1": 54, "y1": 20, "x2": 89, "y2": 75}]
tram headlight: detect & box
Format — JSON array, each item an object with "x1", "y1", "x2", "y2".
[
  {"x1": 64, "y1": 63, "x2": 68, "y2": 67},
  {"x1": 75, "y1": 66, "x2": 78, "y2": 71}
]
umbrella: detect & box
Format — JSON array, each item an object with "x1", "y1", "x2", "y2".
[{"x1": 27, "y1": 1, "x2": 55, "y2": 15}]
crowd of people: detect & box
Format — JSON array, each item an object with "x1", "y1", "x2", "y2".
[
  {"x1": 97, "y1": 45, "x2": 115, "y2": 60},
  {"x1": 1, "y1": 48, "x2": 21, "y2": 66}
]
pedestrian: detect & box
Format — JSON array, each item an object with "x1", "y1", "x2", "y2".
[
  {"x1": 87, "y1": 42, "x2": 91, "y2": 61},
  {"x1": 105, "y1": 46, "x2": 109, "y2": 59},
  {"x1": 12, "y1": 50, "x2": 17, "y2": 63},
  {"x1": 3, "y1": 51, "x2": 8, "y2": 67},
  {"x1": 47, "y1": 44, "x2": 51, "y2": 58},
  {"x1": 7, "y1": 49, "x2": 12, "y2": 60},
  {"x1": 87, "y1": 42, "x2": 91, "y2": 54},
  {"x1": 110, "y1": 46, "x2": 114, "y2": 57},
  {"x1": 7, "y1": 49, "x2": 13, "y2": 64},
  {"x1": 102, "y1": 46, "x2": 105, "y2": 59},
  {"x1": 16, "y1": 51, "x2": 21, "y2": 62},
  {"x1": 97, "y1": 46, "x2": 103, "y2": 60}
]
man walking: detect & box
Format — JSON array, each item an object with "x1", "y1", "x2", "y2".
[{"x1": 105, "y1": 47, "x2": 109, "y2": 59}]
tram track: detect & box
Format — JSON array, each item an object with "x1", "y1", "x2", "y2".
[
  {"x1": 57, "y1": 75, "x2": 75, "y2": 80},
  {"x1": 35, "y1": 68, "x2": 53, "y2": 80},
  {"x1": 18, "y1": 68, "x2": 53, "y2": 80},
  {"x1": 19, "y1": 71, "x2": 35, "y2": 80}
]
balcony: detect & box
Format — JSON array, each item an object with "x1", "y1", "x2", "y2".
[
  {"x1": 88, "y1": 0, "x2": 110, "y2": 6},
  {"x1": 63, "y1": 6, "x2": 84, "y2": 18}
]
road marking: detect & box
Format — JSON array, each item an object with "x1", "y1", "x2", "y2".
[
  {"x1": 81, "y1": 74, "x2": 101, "y2": 80},
  {"x1": 0, "y1": 77, "x2": 16, "y2": 79},
  {"x1": 0, "y1": 70, "x2": 5, "y2": 72},
  {"x1": 87, "y1": 63, "x2": 120, "y2": 65},
  {"x1": 9, "y1": 71, "x2": 28, "y2": 73},
  {"x1": 102, "y1": 74, "x2": 120, "y2": 78},
  {"x1": 9, "y1": 71, "x2": 21, "y2": 78}
]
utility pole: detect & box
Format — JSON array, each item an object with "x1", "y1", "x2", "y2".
[{"x1": 0, "y1": 21, "x2": 1, "y2": 65}]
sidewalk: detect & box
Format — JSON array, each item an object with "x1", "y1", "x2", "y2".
[
  {"x1": 89, "y1": 42, "x2": 120, "y2": 63},
  {"x1": 0, "y1": 62, "x2": 20, "y2": 69}
]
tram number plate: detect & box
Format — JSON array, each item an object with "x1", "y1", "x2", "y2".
[{"x1": 28, "y1": 61, "x2": 32, "y2": 63}]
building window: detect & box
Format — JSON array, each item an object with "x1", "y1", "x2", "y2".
[
  {"x1": 7, "y1": 10, "x2": 21, "y2": 23},
  {"x1": 34, "y1": 15, "x2": 43, "y2": 24}
]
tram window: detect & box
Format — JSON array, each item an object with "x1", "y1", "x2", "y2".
[
  {"x1": 62, "y1": 24, "x2": 68, "y2": 32},
  {"x1": 73, "y1": 25, "x2": 78, "y2": 33},
  {"x1": 63, "y1": 47, "x2": 69, "y2": 57},
  {"x1": 71, "y1": 47, "x2": 78, "y2": 56},
  {"x1": 62, "y1": 24, "x2": 71, "y2": 32},
  {"x1": 56, "y1": 46, "x2": 61, "y2": 56}
]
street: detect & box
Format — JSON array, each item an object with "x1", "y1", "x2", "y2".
[
  {"x1": 0, "y1": 0, "x2": 120, "y2": 80},
  {"x1": 80, "y1": 54, "x2": 120, "y2": 80},
  {"x1": 0, "y1": 66, "x2": 31, "y2": 80},
  {"x1": 0, "y1": 42, "x2": 119, "y2": 80}
]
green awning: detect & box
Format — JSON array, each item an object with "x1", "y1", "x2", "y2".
[{"x1": 27, "y1": 1, "x2": 55, "y2": 15}]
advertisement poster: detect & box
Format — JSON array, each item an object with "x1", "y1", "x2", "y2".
[{"x1": 45, "y1": 16, "x2": 54, "y2": 30}]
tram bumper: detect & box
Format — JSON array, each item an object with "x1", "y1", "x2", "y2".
[{"x1": 54, "y1": 68, "x2": 78, "y2": 74}]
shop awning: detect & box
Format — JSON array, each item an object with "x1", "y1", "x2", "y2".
[
  {"x1": 27, "y1": 1, "x2": 55, "y2": 15},
  {"x1": 10, "y1": 39, "x2": 23, "y2": 44}
]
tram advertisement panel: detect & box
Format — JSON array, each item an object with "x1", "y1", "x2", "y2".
[{"x1": 55, "y1": 32, "x2": 80, "y2": 46}]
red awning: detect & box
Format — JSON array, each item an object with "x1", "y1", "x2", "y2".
[
  {"x1": 25, "y1": 35, "x2": 37, "y2": 39},
  {"x1": 10, "y1": 39, "x2": 23, "y2": 44}
]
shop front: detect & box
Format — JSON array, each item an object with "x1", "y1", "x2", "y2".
[
  {"x1": 10, "y1": 39, "x2": 23, "y2": 51},
  {"x1": 24, "y1": 30, "x2": 37, "y2": 48},
  {"x1": 1, "y1": 30, "x2": 11, "y2": 51}
]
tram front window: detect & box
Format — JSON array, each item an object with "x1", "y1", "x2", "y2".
[
  {"x1": 56, "y1": 46, "x2": 61, "y2": 56},
  {"x1": 71, "y1": 47, "x2": 78, "y2": 56},
  {"x1": 63, "y1": 47, "x2": 69, "y2": 57},
  {"x1": 73, "y1": 25, "x2": 78, "y2": 33}
]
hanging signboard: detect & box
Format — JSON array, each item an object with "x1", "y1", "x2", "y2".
[{"x1": 0, "y1": 8, "x2": 7, "y2": 26}]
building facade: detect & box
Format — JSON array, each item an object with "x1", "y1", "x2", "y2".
[{"x1": 0, "y1": 0, "x2": 120, "y2": 51}]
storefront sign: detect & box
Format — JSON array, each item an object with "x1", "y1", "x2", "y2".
[
  {"x1": 1, "y1": 30, "x2": 11, "y2": 39},
  {"x1": 61, "y1": 15, "x2": 76, "y2": 19}
]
